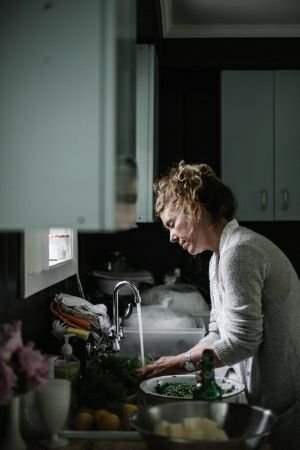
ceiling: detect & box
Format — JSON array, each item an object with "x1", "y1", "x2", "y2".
[{"x1": 160, "y1": 0, "x2": 300, "y2": 38}]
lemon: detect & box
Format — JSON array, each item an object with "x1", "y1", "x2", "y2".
[
  {"x1": 93, "y1": 408, "x2": 108, "y2": 422},
  {"x1": 122, "y1": 403, "x2": 139, "y2": 417},
  {"x1": 73, "y1": 411, "x2": 94, "y2": 431},
  {"x1": 94, "y1": 409, "x2": 120, "y2": 431},
  {"x1": 121, "y1": 403, "x2": 139, "y2": 430}
]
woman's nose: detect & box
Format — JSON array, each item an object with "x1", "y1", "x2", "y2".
[{"x1": 170, "y1": 230, "x2": 178, "y2": 243}]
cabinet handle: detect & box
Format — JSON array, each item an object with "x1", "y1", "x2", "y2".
[
  {"x1": 282, "y1": 189, "x2": 289, "y2": 210},
  {"x1": 261, "y1": 190, "x2": 268, "y2": 210}
]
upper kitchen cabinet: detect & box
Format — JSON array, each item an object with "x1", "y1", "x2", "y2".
[
  {"x1": 274, "y1": 71, "x2": 300, "y2": 220},
  {"x1": 0, "y1": 0, "x2": 136, "y2": 231},
  {"x1": 221, "y1": 70, "x2": 300, "y2": 221},
  {"x1": 136, "y1": 44, "x2": 158, "y2": 223}
]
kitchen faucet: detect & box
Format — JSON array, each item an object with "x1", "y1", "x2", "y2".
[{"x1": 110, "y1": 280, "x2": 142, "y2": 352}]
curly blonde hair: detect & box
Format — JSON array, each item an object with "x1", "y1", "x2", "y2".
[{"x1": 154, "y1": 161, "x2": 236, "y2": 223}]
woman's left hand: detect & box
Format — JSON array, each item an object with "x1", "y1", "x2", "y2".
[{"x1": 136, "y1": 354, "x2": 185, "y2": 380}]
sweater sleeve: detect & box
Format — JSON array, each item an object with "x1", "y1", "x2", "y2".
[
  {"x1": 210, "y1": 244, "x2": 266, "y2": 366},
  {"x1": 199, "y1": 305, "x2": 220, "y2": 345},
  {"x1": 199, "y1": 254, "x2": 221, "y2": 346}
]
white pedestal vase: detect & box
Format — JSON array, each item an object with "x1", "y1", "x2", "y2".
[{"x1": 1, "y1": 396, "x2": 27, "y2": 450}]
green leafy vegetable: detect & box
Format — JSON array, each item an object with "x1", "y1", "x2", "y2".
[
  {"x1": 73, "y1": 354, "x2": 153, "y2": 410},
  {"x1": 155, "y1": 381, "x2": 236, "y2": 398},
  {"x1": 156, "y1": 382, "x2": 194, "y2": 397}
]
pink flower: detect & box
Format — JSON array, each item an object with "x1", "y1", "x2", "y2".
[
  {"x1": 16, "y1": 343, "x2": 51, "y2": 391},
  {"x1": 0, "y1": 321, "x2": 50, "y2": 404},
  {"x1": 0, "y1": 321, "x2": 23, "y2": 363},
  {"x1": 0, "y1": 361, "x2": 17, "y2": 405}
]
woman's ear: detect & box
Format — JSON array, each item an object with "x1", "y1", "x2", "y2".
[{"x1": 195, "y1": 204, "x2": 203, "y2": 222}]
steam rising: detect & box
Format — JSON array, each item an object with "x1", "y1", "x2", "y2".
[{"x1": 124, "y1": 305, "x2": 197, "y2": 330}]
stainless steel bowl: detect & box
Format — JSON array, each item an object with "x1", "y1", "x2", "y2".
[{"x1": 131, "y1": 400, "x2": 276, "y2": 450}]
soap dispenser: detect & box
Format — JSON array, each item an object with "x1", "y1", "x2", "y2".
[{"x1": 54, "y1": 334, "x2": 80, "y2": 382}]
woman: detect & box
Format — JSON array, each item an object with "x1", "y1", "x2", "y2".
[{"x1": 138, "y1": 161, "x2": 300, "y2": 450}]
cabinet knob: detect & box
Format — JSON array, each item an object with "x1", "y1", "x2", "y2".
[
  {"x1": 261, "y1": 190, "x2": 268, "y2": 210},
  {"x1": 282, "y1": 189, "x2": 289, "y2": 210}
]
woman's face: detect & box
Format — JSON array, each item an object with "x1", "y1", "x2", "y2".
[{"x1": 160, "y1": 203, "x2": 212, "y2": 255}]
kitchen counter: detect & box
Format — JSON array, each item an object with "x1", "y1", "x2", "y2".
[
  {"x1": 27, "y1": 440, "x2": 147, "y2": 450},
  {"x1": 26, "y1": 440, "x2": 272, "y2": 450},
  {"x1": 26, "y1": 439, "x2": 271, "y2": 450}
]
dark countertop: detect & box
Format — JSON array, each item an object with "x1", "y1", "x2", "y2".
[
  {"x1": 27, "y1": 439, "x2": 147, "y2": 450},
  {"x1": 26, "y1": 439, "x2": 272, "y2": 450},
  {"x1": 27, "y1": 439, "x2": 272, "y2": 450}
]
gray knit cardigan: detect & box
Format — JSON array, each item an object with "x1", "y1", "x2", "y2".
[{"x1": 200, "y1": 219, "x2": 300, "y2": 449}]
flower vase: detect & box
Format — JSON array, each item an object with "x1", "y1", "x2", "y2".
[{"x1": 2, "y1": 396, "x2": 27, "y2": 450}]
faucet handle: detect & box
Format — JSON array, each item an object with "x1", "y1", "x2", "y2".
[
  {"x1": 122, "y1": 302, "x2": 133, "y2": 320},
  {"x1": 112, "y1": 338, "x2": 121, "y2": 352},
  {"x1": 118, "y1": 325, "x2": 124, "y2": 341},
  {"x1": 107, "y1": 325, "x2": 116, "y2": 338}
]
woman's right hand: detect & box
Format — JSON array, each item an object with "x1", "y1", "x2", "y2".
[{"x1": 136, "y1": 354, "x2": 185, "y2": 380}]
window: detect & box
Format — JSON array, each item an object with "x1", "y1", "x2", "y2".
[
  {"x1": 49, "y1": 228, "x2": 73, "y2": 267},
  {"x1": 23, "y1": 228, "x2": 78, "y2": 298}
]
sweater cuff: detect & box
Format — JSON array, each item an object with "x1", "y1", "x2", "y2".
[
  {"x1": 211, "y1": 339, "x2": 238, "y2": 366},
  {"x1": 200, "y1": 332, "x2": 220, "y2": 346}
]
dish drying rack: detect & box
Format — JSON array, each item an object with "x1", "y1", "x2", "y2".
[{"x1": 50, "y1": 280, "x2": 142, "y2": 360}]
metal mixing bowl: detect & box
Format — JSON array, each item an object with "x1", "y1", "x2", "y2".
[{"x1": 131, "y1": 400, "x2": 276, "y2": 450}]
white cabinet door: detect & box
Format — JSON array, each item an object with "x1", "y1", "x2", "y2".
[
  {"x1": 221, "y1": 71, "x2": 274, "y2": 221},
  {"x1": 274, "y1": 71, "x2": 300, "y2": 220},
  {"x1": 222, "y1": 70, "x2": 300, "y2": 221},
  {"x1": 0, "y1": 0, "x2": 136, "y2": 231}
]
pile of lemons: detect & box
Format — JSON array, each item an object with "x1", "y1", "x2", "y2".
[{"x1": 72, "y1": 403, "x2": 139, "y2": 431}]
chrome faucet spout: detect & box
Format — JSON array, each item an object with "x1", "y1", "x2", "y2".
[{"x1": 112, "y1": 280, "x2": 142, "y2": 343}]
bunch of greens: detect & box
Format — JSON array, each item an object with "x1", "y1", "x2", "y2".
[{"x1": 73, "y1": 354, "x2": 153, "y2": 409}]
